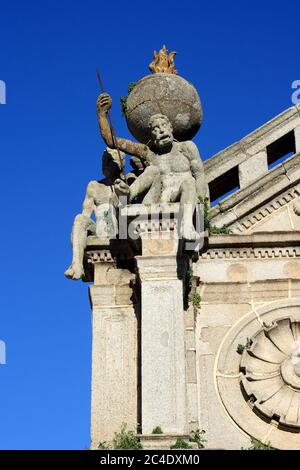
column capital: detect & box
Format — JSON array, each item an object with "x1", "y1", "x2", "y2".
[{"x1": 136, "y1": 255, "x2": 187, "y2": 281}]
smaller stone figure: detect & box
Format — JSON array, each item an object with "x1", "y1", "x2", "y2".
[{"x1": 64, "y1": 147, "x2": 125, "y2": 280}]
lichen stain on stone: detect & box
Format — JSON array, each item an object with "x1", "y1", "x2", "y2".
[
  {"x1": 227, "y1": 263, "x2": 248, "y2": 282},
  {"x1": 201, "y1": 326, "x2": 230, "y2": 355},
  {"x1": 175, "y1": 113, "x2": 190, "y2": 127},
  {"x1": 283, "y1": 261, "x2": 300, "y2": 278},
  {"x1": 166, "y1": 78, "x2": 176, "y2": 91}
]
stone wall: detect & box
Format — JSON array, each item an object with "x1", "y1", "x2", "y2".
[{"x1": 194, "y1": 242, "x2": 300, "y2": 449}]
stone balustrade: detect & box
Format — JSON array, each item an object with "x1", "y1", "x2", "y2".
[{"x1": 205, "y1": 104, "x2": 300, "y2": 203}]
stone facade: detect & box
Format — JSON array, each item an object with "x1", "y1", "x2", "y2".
[
  {"x1": 84, "y1": 104, "x2": 300, "y2": 450},
  {"x1": 192, "y1": 104, "x2": 300, "y2": 449},
  {"x1": 194, "y1": 244, "x2": 300, "y2": 449}
]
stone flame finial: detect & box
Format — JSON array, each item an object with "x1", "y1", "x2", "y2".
[{"x1": 149, "y1": 45, "x2": 178, "y2": 74}]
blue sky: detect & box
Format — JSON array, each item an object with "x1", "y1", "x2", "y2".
[{"x1": 0, "y1": 0, "x2": 298, "y2": 449}]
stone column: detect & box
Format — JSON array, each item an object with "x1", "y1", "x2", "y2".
[
  {"x1": 136, "y1": 233, "x2": 188, "y2": 435},
  {"x1": 89, "y1": 261, "x2": 138, "y2": 448}
]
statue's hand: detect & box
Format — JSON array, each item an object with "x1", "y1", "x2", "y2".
[
  {"x1": 97, "y1": 92, "x2": 112, "y2": 115},
  {"x1": 114, "y1": 178, "x2": 130, "y2": 198}
]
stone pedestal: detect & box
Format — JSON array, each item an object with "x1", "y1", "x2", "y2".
[
  {"x1": 136, "y1": 230, "x2": 188, "y2": 435},
  {"x1": 85, "y1": 206, "x2": 196, "y2": 447},
  {"x1": 89, "y1": 261, "x2": 138, "y2": 448}
]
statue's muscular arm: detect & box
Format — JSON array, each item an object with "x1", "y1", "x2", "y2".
[
  {"x1": 97, "y1": 93, "x2": 148, "y2": 159},
  {"x1": 183, "y1": 141, "x2": 209, "y2": 202}
]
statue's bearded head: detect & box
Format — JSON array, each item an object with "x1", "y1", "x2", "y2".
[
  {"x1": 149, "y1": 114, "x2": 174, "y2": 150},
  {"x1": 102, "y1": 147, "x2": 125, "y2": 180}
]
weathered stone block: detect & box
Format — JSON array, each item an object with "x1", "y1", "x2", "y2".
[
  {"x1": 250, "y1": 279, "x2": 289, "y2": 302},
  {"x1": 90, "y1": 306, "x2": 138, "y2": 448},
  {"x1": 200, "y1": 283, "x2": 251, "y2": 304},
  {"x1": 239, "y1": 151, "x2": 268, "y2": 188}
]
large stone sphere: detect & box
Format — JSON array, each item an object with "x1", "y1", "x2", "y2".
[{"x1": 125, "y1": 73, "x2": 203, "y2": 144}]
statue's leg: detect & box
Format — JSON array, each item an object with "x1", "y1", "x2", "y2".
[
  {"x1": 142, "y1": 174, "x2": 162, "y2": 204},
  {"x1": 179, "y1": 177, "x2": 198, "y2": 241},
  {"x1": 129, "y1": 165, "x2": 161, "y2": 204},
  {"x1": 64, "y1": 214, "x2": 95, "y2": 280}
]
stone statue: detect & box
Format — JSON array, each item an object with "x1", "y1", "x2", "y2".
[
  {"x1": 97, "y1": 94, "x2": 208, "y2": 240},
  {"x1": 64, "y1": 147, "x2": 125, "y2": 280}
]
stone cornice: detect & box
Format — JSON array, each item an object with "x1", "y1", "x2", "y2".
[
  {"x1": 231, "y1": 185, "x2": 300, "y2": 233},
  {"x1": 200, "y1": 232, "x2": 300, "y2": 260},
  {"x1": 136, "y1": 255, "x2": 187, "y2": 280},
  {"x1": 208, "y1": 231, "x2": 300, "y2": 248},
  {"x1": 200, "y1": 246, "x2": 300, "y2": 260}
]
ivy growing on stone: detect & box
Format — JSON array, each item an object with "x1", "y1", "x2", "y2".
[{"x1": 120, "y1": 82, "x2": 137, "y2": 116}]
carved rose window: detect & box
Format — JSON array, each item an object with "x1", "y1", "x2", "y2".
[{"x1": 240, "y1": 317, "x2": 300, "y2": 429}]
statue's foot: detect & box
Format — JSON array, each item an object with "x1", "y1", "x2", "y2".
[
  {"x1": 64, "y1": 264, "x2": 84, "y2": 280},
  {"x1": 181, "y1": 224, "x2": 198, "y2": 241}
]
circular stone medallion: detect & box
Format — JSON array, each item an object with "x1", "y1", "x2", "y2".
[{"x1": 241, "y1": 317, "x2": 300, "y2": 429}]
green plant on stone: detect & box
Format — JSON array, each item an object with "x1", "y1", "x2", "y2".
[
  {"x1": 189, "y1": 292, "x2": 201, "y2": 308},
  {"x1": 152, "y1": 426, "x2": 163, "y2": 434},
  {"x1": 103, "y1": 210, "x2": 115, "y2": 237},
  {"x1": 187, "y1": 266, "x2": 193, "y2": 289},
  {"x1": 248, "y1": 394, "x2": 257, "y2": 404},
  {"x1": 242, "y1": 438, "x2": 275, "y2": 450},
  {"x1": 170, "y1": 438, "x2": 192, "y2": 449},
  {"x1": 112, "y1": 424, "x2": 143, "y2": 450},
  {"x1": 237, "y1": 337, "x2": 252, "y2": 355},
  {"x1": 98, "y1": 441, "x2": 110, "y2": 450},
  {"x1": 127, "y1": 82, "x2": 137, "y2": 94},
  {"x1": 120, "y1": 82, "x2": 137, "y2": 116},
  {"x1": 209, "y1": 224, "x2": 230, "y2": 234},
  {"x1": 120, "y1": 96, "x2": 128, "y2": 116},
  {"x1": 190, "y1": 429, "x2": 206, "y2": 449},
  {"x1": 202, "y1": 198, "x2": 230, "y2": 234}
]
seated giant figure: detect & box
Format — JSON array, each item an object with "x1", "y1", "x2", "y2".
[{"x1": 97, "y1": 93, "x2": 209, "y2": 241}]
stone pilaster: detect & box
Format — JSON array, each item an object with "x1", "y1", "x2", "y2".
[
  {"x1": 136, "y1": 232, "x2": 188, "y2": 435},
  {"x1": 184, "y1": 302, "x2": 199, "y2": 432},
  {"x1": 89, "y1": 262, "x2": 137, "y2": 448}
]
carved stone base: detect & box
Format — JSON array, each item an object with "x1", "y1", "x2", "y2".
[{"x1": 86, "y1": 204, "x2": 198, "y2": 446}]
